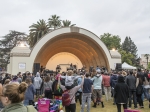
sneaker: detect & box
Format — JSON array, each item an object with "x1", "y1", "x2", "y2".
[{"x1": 85, "y1": 104, "x2": 87, "y2": 107}]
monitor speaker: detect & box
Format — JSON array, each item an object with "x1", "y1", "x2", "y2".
[
  {"x1": 33, "y1": 63, "x2": 40, "y2": 75},
  {"x1": 115, "y1": 63, "x2": 122, "y2": 71}
]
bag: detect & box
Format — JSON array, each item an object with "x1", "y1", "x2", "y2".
[
  {"x1": 62, "y1": 90, "x2": 74, "y2": 106},
  {"x1": 124, "y1": 109, "x2": 140, "y2": 112},
  {"x1": 26, "y1": 105, "x2": 37, "y2": 112},
  {"x1": 136, "y1": 85, "x2": 143, "y2": 95},
  {"x1": 38, "y1": 98, "x2": 50, "y2": 112}
]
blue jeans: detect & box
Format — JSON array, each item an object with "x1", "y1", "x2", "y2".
[
  {"x1": 144, "y1": 88, "x2": 150, "y2": 100},
  {"x1": 81, "y1": 93, "x2": 91, "y2": 112}
]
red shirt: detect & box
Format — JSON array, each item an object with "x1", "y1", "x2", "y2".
[{"x1": 103, "y1": 75, "x2": 110, "y2": 87}]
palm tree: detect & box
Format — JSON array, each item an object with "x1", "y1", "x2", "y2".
[
  {"x1": 29, "y1": 19, "x2": 49, "y2": 47},
  {"x1": 48, "y1": 15, "x2": 61, "y2": 30},
  {"x1": 62, "y1": 20, "x2": 76, "y2": 27},
  {"x1": 144, "y1": 54, "x2": 150, "y2": 66}
]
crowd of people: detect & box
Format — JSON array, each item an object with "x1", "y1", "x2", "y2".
[{"x1": 0, "y1": 66, "x2": 149, "y2": 112}]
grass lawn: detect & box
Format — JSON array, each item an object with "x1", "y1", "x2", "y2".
[{"x1": 75, "y1": 99, "x2": 150, "y2": 112}]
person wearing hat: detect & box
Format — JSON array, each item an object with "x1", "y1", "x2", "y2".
[{"x1": 91, "y1": 69, "x2": 104, "y2": 108}]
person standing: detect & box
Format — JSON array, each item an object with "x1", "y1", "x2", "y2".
[
  {"x1": 43, "y1": 75, "x2": 53, "y2": 99},
  {"x1": 110, "y1": 71, "x2": 118, "y2": 105},
  {"x1": 33, "y1": 72, "x2": 42, "y2": 96},
  {"x1": 125, "y1": 70, "x2": 137, "y2": 109},
  {"x1": 91, "y1": 69, "x2": 104, "y2": 108},
  {"x1": 143, "y1": 70, "x2": 150, "y2": 108},
  {"x1": 58, "y1": 75, "x2": 84, "y2": 112},
  {"x1": 114, "y1": 76, "x2": 129, "y2": 112},
  {"x1": 103, "y1": 72, "x2": 111, "y2": 101},
  {"x1": 81, "y1": 73, "x2": 93, "y2": 112}
]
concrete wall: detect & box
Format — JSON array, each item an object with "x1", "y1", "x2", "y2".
[{"x1": 8, "y1": 57, "x2": 32, "y2": 75}]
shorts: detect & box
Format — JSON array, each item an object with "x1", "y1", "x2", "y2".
[{"x1": 92, "y1": 89, "x2": 102, "y2": 99}]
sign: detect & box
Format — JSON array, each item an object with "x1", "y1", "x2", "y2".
[{"x1": 19, "y1": 63, "x2": 26, "y2": 69}]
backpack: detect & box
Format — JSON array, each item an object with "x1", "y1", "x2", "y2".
[
  {"x1": 136, "y1": 85, "x2": 143, "y2": 95},
  {"x1": 62, "y1": 90, "x2": 74, "y2": 106}
]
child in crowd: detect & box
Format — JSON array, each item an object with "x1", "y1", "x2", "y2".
[
  {"x1": 61, "y1": 70, "x2": 81, "y2": 89},
  {"x1": 24, "y1": 78, "x2": 36, "y2": 106}
]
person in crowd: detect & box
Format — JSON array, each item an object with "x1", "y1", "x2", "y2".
[
  {"x1": 43, "y1": 75, "x2": 53, "y2": 99},
  {"x1": 91, "y1": 68, "x2": 96, "y2": 78},
  {"x1": 81, "y1": 73, "x2": 93, "y2": 112},
  {"x1": 122, "y1": 71, "x2": 127, "y2": 81},
  {"x1": 114, "y1": 76, "x2": 129, "y2": 112},
  {"x1": 10, "y1": 75, "x2": 19, "y2": 84},
  {"x1": 22, "y1": 72, "x2": 27, "y2": 82},
  {"x1": 33, "y1": 72, "x2": 42, "y2": 96},
  {"x1": 2, "y1": 73, "x2": 11, "y2": 85},
  {"x1": 103, "y1": 72, "x2": 111, "y2": 101},
  {"x1": 143, "y1": 70, "x2": 150, "y2": 108},
  {"x1": 125, "y1": 70, "x2": 137, "y2": 109},
  {"x1": 110, "y1": 71, "x2": 118, "y2": 105},
  {"x1": 0, "y1": 82, "x2": 36, "y2": 112},
  {"x1": 91, "y1": 69, "x2": 104, "y2": 108},
  {"x1": 52, "y1": 74, "x2": 65, "y2": 100},
  {"x1": 136, "y1": 73, "x2": 144, "y2": 108},
  {"x1": 75, "y1": 72, "x2": 83, "y2": 105},
  {"x1": 3, "y1": 79, "x2": 10, "y2": 86},
  {"x1": 17, "y1": 72, "x2": 22, "y2": 83},
  {"x1": 58, "y1": 74, "x2": 84, "y2": 112},
  {"x1": 24, "y1": 78, "x2": 36, "y2": 106},
  {"x1": 60, "y1": 70, "x2": 81, "y2": 90}
]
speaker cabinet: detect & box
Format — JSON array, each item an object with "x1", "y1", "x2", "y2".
[
  {"x1": 33, "y1": 63, "x2": 40, "y2": 75},
  {"x1": 115, "y1": 63, "x2": 122, "y2": 71}
]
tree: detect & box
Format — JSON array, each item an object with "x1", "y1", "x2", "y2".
[
  {"x1": 122, "y1": 37, "x2": 138, "y2": 66},
  {"x1": 118, "y1": 49, "x2": 134, "y2": 65},
  {"x1": 100, "y1": 33, "x2": 121, "y2": 50},
  {"x1": 144, "y1": 54, "x2": 150, "y2": 66},
  {"x1": 29, "y1": 19, "x2": 49, "y2": 47},
  {"x1": 62, "y1": 20, "x2": 76, "y2": 27},
  {"x1": 147, "y1": 62, "x2": 150, "y2": 70},
  {"x1": 48, "y1": 15, "x2": 61, "y2": 30},
  {"x1": 0, "y1": 31, "x2": 27, "y2": 68}
]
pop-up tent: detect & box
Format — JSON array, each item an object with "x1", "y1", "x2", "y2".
[{"x1": 122, "y1": 62, "x2": 137, "y2": 69}]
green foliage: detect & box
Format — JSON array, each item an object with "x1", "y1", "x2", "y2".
[
  {"x1": 29, "y1": 19, "x2": 49, "y2": 48},
  {"x1": 147, "y1": 62, "x2": 150, "y2": 70},
  {"x1": 100, "y1": 33, "x2": 121, "y2": 50},
  {"x1": 144, "y1": 54, "x2": 150, "y2": 66},
  {"x1": 62, "y1": 20, "x2": 76, "y2": 27},
  {"x1": 122, "y1": 37, "x2": 138, "y2": 66},
  {"x1": 0, "y1": 31, "x2": 27, "y2": 68},
  {"x1": 48, "y1": 15, "x2": 61, "y2": 29},
  {"x1": 28, "y1": 15, "x2": 75, "y2": 47},
  {"x1": 118, "y1": 49, "x2": 134, "y2": 65}
]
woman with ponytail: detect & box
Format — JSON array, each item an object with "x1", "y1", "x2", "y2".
[{"x1": 0, "y1": 82, "x2": 36, "y2": 112}]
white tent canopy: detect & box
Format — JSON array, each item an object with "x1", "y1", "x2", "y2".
[{"x1": 122, "y1": 62, "x2": 137, "y2": 69}]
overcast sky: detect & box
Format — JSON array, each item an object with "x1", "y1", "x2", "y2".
[{"x1": 0, "y1": 0, "x2": 150, "y2": 56}]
